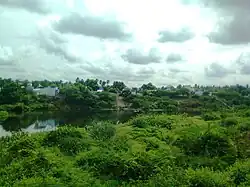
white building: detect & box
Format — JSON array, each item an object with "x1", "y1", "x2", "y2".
[
  {"x1": 26, "y1": 83, "x2": 59, "y2": 97},
  {"x1": 194, "y1": 90, "x2": 203, "y2": 96},
  {"x1": 96, "y1": 87, "x2": 104, "y2": 92},
  {"x1": 33, "y1": 87, "x2": 59, "y2": 97},
  {"x1": 26, "y1": 83, "x2": 34, "y2": 92}
]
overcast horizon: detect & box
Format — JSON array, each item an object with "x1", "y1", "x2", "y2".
[{"x1": 0, "y1": 0, "x2": 250, "y2": 87}]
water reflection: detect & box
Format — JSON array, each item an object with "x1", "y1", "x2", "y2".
[
  {"x1": 0, "y1": 111, "x2": 136, "y2": 137},
  {"x1": 22, "y1": 119, "x2": 57, "y2": 133}
]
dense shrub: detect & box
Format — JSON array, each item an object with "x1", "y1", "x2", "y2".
[
  {"x1": 221, "y1": 117, "x2": 238, "y2": 126},
  {"x1": 77, "y1": 150, "x2": 159, "y2": 181},
  {"x1": 235, "y1": 132, "x2": 250, "y2": 159},
  {"x1": 185, "y1": 168, "x2": 230, "y2": 187},
  {"x1": 88, "y1": 121, "x2": 116, "y2": 141},
  {"x1": 229, "y1": 159, "x2": 250, "y2": 186},
  {"x1": 129, "y1": 115, "x2": 173, "y2": 129},
  {"x1": 0, "y1": 110, "x2": 8, "y2": 121},
  {"x1": 43, "y1": 126, "x2": 90, "y2": 155},
  {"x1": 202, "y1": 113, "x2": 220, "y2": 121},
  {"x1": 0, "y1": 113, "x2": 249, "y2": 186}
]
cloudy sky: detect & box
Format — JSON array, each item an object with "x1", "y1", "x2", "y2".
[{"x1": 0, "y1": 0, "x2": 250, "y2": 86}]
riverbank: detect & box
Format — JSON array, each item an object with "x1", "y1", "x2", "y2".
[{"x1": 0, "y1": 113, "x2": 249, "y2": 186}]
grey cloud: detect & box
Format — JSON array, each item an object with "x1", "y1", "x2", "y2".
[
  {"x1": 0, "y1": 45, "x2": 31, "y2": 79},
  {"x1": 202, "y1": 0, "x2": 250, "y2": 10},
  {"x1": 235, "y1": 52, "x2": 250, "y2": 74},
  {"x1": 208, "y1": 14, "x2": 250, "y2": 45},
  {"x1": 79, "y1": 63, "x2": 156, "y2": 82},
  {"x1": 192, "y1": 0, "x2": 250, "y2": 45},
  {"x1": 169, "y1": 68, "x2": 188, "y2": 73},
  {"x1": 54, "y1": 13, "x2": 131, "y2": 40},
  {"x1": 35, "y1": 28, "x2": 80, "y2": 63},
  {"x1": 121, "y1": 48, "x2": 161, "y2": 65},
  {"x1": 0, "y1": 0, "x2": 49, "y2": 14},
  {"x1": 204, "y1": 62, "x2": 235, "y2": 78},
  {"x1": 0, "y1": 46, "x2": 14, "y2": 65},
  {"x1": 158, "y1": 28, "x2": 194, "y2": 43},
  {"x1": 166, "y1": 53, "x2": 183, "y2": 63},
  {"x1": 240, "y1": 64, "x2": 250, "y2": 74}
]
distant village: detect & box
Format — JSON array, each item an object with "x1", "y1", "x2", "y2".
[{"x1": 24, "y1": 82, "x2": 216, "y2": 98}]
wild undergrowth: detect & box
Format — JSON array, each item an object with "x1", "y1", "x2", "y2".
[{"x1": 0, "y1": 113, "x2": 249, "y2": 186}]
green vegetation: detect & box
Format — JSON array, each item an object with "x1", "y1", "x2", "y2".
[
  {"x1": 0, "y1": 111, "x2": 8, "y2": 121},
  {"x1": 2, "y1": 77, "x2": 250, "y2": 116},
  {"x1": 0, "y1": 113, "x2": 249, "y2": 186},
  {"x1": 1, "y1": 77, "x2": 250, "y2": 186}
]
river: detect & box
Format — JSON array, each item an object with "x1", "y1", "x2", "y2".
[{"x1": 0, "y1": 111, "x2": 137, "y2": 137}]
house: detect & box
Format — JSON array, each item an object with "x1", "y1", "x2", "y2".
[
  {"x1": 26, "y1": 83, "x2": 59, "y2": 97},
  {"x1": 96, "y1": 87, "x2": 104, "y2": 92},
  {"x1": 194, "y1": 90, "x2": 203, "y2": 96},
  {"x1": 33, "y1": 86, "x2": 59, "y2": 97},
  {"x1": 26, "y1": 83, "x2": 34, "y2": 92}
]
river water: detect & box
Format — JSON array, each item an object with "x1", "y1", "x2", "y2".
[{"x1": 0, "y1": 111, "x2": 136, "y2": 137}]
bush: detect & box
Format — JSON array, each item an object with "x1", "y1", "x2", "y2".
[
  {"x1": 43, "y1": 126, "x2": 90, "y2": 155},
  {"x1": 229, "y1": 159, "x2": 250, "y2": 186},
  {"x1": 88, "y1": 121, "x2": 116, "y2": 141},
  {"x1": 77, "y1": 150, "x2": 159, "y2": 181},
  {"x1": 238, "y1": 122, "x2": 250, "y2": 132},
  {"x1": 185, "y1": 168, "x2": 230, "y2": 187},
  {"x1": 202, "y1": 113, "x2": 220, "y2": 121},
  {"x1": 0, "y1": 110, "x2": 8, "y2": 121},
  {"x1": 0, "y1": 132, "x2": 39, "y2": 165},
  {"x1": 175, "y1": 131, "x2": 236, "y2": 161},
  {"x1": 221, "y1": 117, "x2": 238, "y2": 126},
  {"x1": 129, "y1": 115, "x2": 173, "y2": 129},
  {"x1": 235, "y1": 132, "x2": 250, "y2": 159}
]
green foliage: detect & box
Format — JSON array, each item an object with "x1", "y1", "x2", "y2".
[
  {"x1": 202, "y1": 112, "x2": 220, "y2": 121},
  {"x1": 0, "y1": 113, "x2": 250, "y2": 186},
  {"x1": 185, "y1": 168, "x2": 230, "y2": 186},
  {"x1": 43, "y1": 126, "x2": 91, "y2": 155},
  {"x1": 0, "y1": 110, "x2": 8, "y2": 121},
  {"x1": 77, "y1": 150, "x2": 160, "y2": 181},
  {"x1": 221, "y1": 117, "x2": 238, "y2": 126},
  {"x1": 88, "y1": 121, "x2": 116, "y2": 141},
  {"x1": 229, "y1": 159, "x2": 250, "y2": 186},
  {"x1": 129, "y1": 114, "x2": 173, "y2": 129}
]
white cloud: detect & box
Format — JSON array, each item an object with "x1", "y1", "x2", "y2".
[{"x1": 0, "y1": 0, "x2": 249, "y2": 86}]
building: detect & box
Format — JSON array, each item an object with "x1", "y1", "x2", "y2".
[
  {"x1": 33, "y1": 86, "x2": 59, "y2": 97},
  {"x1": 194, "y1": 90, "x2": 203, "y2": 96},
  {"x1": 26, "y1": 83, "x2": 34, "y2": 92},
  {"x1": 96, "y1": 87, "x2": 104, "y2": 92},
  {"x1": 26, "y1": 83, "x2": 59, "y2": 97}
]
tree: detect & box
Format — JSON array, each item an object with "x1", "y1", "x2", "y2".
[
  {"x1": 140, "y1": 83, "x2": 156, "y2": 91},
  {"x1": 0, "y1": 82, "x2": 23, "y2": 104},
  {"x1": 112, "y1": 81, "x2": 126, "y2": 93}
]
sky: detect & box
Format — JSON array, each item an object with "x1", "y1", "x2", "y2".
[{"x1": 0, "y1": 0, "x2": 250, "y2": 87}]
